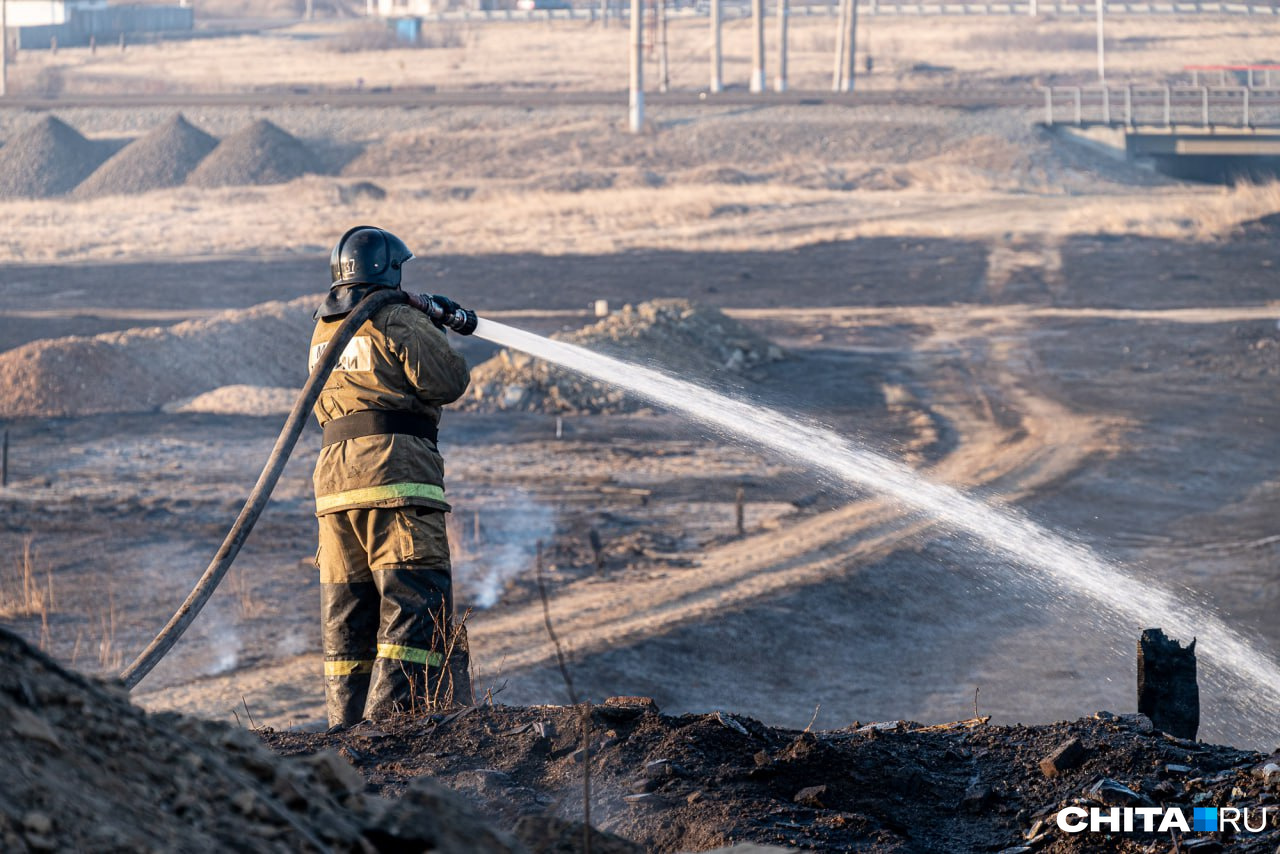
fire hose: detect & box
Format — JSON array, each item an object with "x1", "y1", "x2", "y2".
[{"x1": 119, "y1": 288, "x2": 477, "y2": 690}]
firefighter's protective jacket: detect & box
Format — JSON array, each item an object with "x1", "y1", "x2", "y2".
[{"x1": 310, "y1": 301, "x2": 470, "y2": 516}]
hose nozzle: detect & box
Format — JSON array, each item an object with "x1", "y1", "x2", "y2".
[{"x1": 408, "y1": 293, "x2": 478, "y2": 336}]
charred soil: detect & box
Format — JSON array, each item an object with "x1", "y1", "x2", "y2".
[{"x1": 263, "y1": 701, "x2": 1280, "y2": 853}]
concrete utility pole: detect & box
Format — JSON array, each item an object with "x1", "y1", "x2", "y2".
[
  {"x1": 832, "y1": 0, "x2": 847, "y2": 92},
  {"x1": 750, "y1": 0, "x2": 765, "y2": 93},
  {"x1": 305, "y1": 0, "x2": 314, "y2": 20},
  {"x1": 833, "y1": 0, "x2": 857, "y2": 92},
  {"x1": 1095, "y1": 0, "x2": 1105, "y2": 82},
  {"x1": 709, "y1": 0, "x2": 722, "y2": 93},
  {"x1": 775, "y1": 0, "x2": 788, "y2": 92},
  {"x1": 1, "y1": 0, "x2": 7, "y2": 99},
  {"x1": 843, "y1": 0, "x2": 858, "y2": 91},
  {"x1": 658, "y1": 0, "x2": 669, "y2": 93},
  {"x1": 630, "y1": 0, "x2": 643, "y2": 132}
]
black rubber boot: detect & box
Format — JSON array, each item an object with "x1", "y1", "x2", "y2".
[
  {"x1": 364, "y1": 567, "x2": 452, "y2": 719},
  {"x1": 321, "y1": 580, "x2": 380, "y2": 728}
]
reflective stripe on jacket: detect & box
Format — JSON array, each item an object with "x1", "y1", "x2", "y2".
[{"x1": 310, "y1": 300, "x2": 470, "y2": 516}]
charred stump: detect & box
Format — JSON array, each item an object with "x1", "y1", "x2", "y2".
[{"x1": 1137, "y1": 628, "x2": 1199, "y2": 740}]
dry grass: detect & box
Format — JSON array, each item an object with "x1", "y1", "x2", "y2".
[
  {"x1": 0, "y1": 537, "x2": 55, "y2": 625},
  {"x1": 6, "y1": 16, "x2": 1279, "y2": 96},
  {"x1": 1059, "y1": 179, "x2": 1280, "y2": 240},
  {"x1": 0, "y1": 172, "x2": 1274, "y2": 266}
]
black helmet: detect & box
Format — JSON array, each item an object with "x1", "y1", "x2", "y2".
[{"x1": 330, "y1": 226, "x2": 414, "y2": 288}]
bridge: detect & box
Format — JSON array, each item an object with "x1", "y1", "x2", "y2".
[{"x1": 1043, "y1": 85, "x2": 1280, "y2": 181}]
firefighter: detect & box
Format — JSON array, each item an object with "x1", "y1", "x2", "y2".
[{"x1": 310, "y1": 225, "x2": 472, "y2": 728}]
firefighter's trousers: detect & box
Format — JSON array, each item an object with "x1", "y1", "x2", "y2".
[{"x1": 317, "y1": 505, "x2": 467, "y2": 728}]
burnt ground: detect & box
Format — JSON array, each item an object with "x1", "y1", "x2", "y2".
[
  {"x1": 1, "y1": 230, "x2": 1279, "y2": 746},
  {"x1": 262, "y1": 700, "x2": 1280, "y2": 853}
]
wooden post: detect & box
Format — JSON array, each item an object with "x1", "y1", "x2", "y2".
[
  {"x1": 658, "y1": 0, "x2": 669, "y2": 93},
  {"x1": 600, "y1": 0, "x2": 609, "y2": 28},
  {"x1": 630, "y1": 0, "x2": 643, "y2": 132},
  {"x1": 709, "y1": 0, "x2": 722, "y2": 93},
  {"x1": 305, "y1": 0, "x2": 314, "y2": 19},
  {"x1": 735, "y1": 486, "x2": 745, "y2": 536},
  {"x1": 1, "y1": 429, "x2": 8, "y2": 487},
  {"x1": 831, "y1": 0, "x2": 847, "y2": 92},
  {"x1": 775, "y1": 0, "x2": 788, "y2": 92},
  {"x1": 750, "y1": 0, "x2": 765, "y2": 93},
  {"x1": 1137, "y1": 628, "x2": 1199, "y2": 740}
]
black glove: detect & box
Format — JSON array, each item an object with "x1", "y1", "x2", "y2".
[{"x1": 429, "y1": 295, "x2": 462, "y2": 331}]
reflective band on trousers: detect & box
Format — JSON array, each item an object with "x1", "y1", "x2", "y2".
[
  {"x1": 377, "y1": 643, "x2": 443, "y2": 668},
  {"x1": 315, "y1": 482, "x2": 446, "y2": 514},
  {"x1": 325, "y1": 659, "x2": 374, "y2": 676}
]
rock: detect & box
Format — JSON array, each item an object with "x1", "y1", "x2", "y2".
[
  {"x1": 794, "y1": 785, "x2": 828, "y2": 809},
  {"x1": 1086, "y1": 778, "x2": 1152, "y2": 807},
  {"x1": 597, "y1": 696, "x2": 658, "y2": 722},
  {"x1": 1117, "y1": 713, "x2": 1155, "y2": 734},
  {"x1": 11, "y1": 707, "x2": 62, "y2": 748},
  {"x1": 1039, "y1": 738, "x2": 1086, "y2": 778},
  {"x1": 22, "y1": 812, "x2": 53, "y2": 835},
  {"x1": 1163, "y1": 764, "x2": 1193, "y2": 776},
  {"x1": 301, "y1": 750, "x2": 364, "y2": 797},
  {"x1": 962, "y1": 783, "x2": 995, "y2": 812}
]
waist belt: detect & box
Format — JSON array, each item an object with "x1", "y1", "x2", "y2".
[{"x1": 322, "y1": 410, "x2": 438, "y2": 447}]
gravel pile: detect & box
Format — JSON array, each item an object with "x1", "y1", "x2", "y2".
[
  {"x1": 187, "y1": 119, "x2": 321, "y2": 189},
  {"x1": 74, "y1": 113, "x2": 218, "y2": 198},
  {"x1": 0, "y1": 298, "x2": 317, "y2": 418},
  {"x1": 0, "y1": 116, "x2": 110, "y2": 198},
  {"x1": 0, "y1": 627, "x2": 521, "y2": 853},
  {"x1": 461, "y1": 300, "x2": 784, "y2": 414}
]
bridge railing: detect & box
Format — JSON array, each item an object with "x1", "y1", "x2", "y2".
[{"x1": 1043, "y1": 85, "x2": 1280, "y2": 129}]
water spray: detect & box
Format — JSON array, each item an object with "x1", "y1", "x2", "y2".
[{"x1": 469, "y1": 316, "x2": 1280, "y2": 746}]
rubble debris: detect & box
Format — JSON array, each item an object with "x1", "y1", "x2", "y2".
[
  {"x1": 1040, "y1": 737, "x2": 1088, "y2": 778},
  {"x1": 1137, "y1": 627, "x2": 1200, "y2": 740},
  {"x1": 460, "y1": 300, "x2": 785, "y2": 414}
]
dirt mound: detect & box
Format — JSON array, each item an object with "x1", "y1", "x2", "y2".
[
  {"x1": 461, "y1": 300, "x2": 784, "y2": 414},
  {"x1": 163, "y1": 384, "x2": 301, "y2": 415},
  {"x1": 0, "y1": 116, "x2": 110, "y2": 198},
  {"x1": 265, "y1": 702, "x2": 1280, "y2": 853},
  {"x1": 187, "y1": 119, "x2": 321, "y2": 189},
  {"x1": 0, "y1": 298, "x2": 316, "y2": 418},
  {"x1": 74, "y1": 114, "x2": 218, "y2": 198},
  {"x1": 0, "y1": 627, "x2": 521, "y2": 853}
]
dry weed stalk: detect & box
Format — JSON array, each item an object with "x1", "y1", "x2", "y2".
[
  {"x1": 429, "y1": 604, "x2": 475, "y2": 711},
  {"x1": 231, "y1": 566, "x2": 261, "y2": 620},
  {"x1": 97, "y1": 586, "x2": 122, "y2": 671}
]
